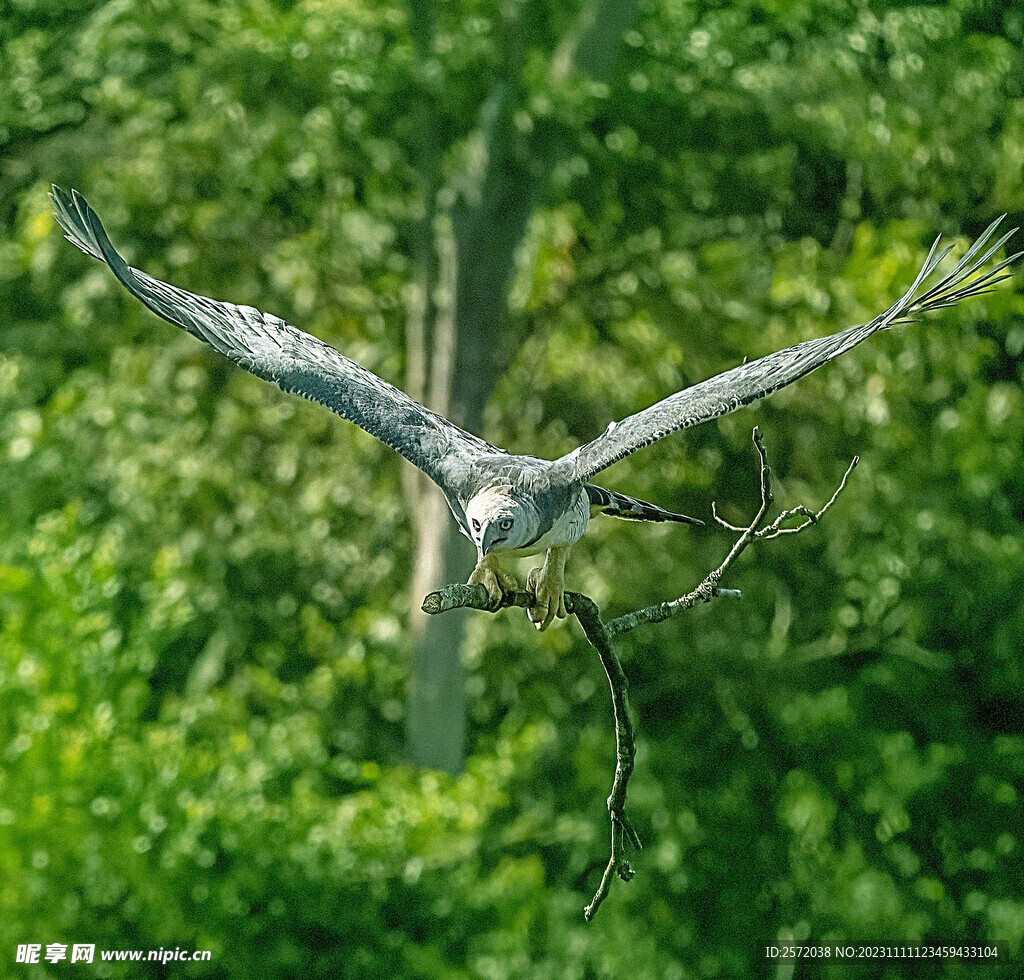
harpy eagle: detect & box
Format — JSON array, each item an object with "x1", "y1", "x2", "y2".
[{"x1": 51, "y1": 188, "x2": 1019, "y2": 629}]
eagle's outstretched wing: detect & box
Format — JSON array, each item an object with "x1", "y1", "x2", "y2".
[
  {"x1": 51, "y1": 187, "x2": 499, "y2": 492},
  {"x1": 558, "y1": 218, "x2": 1020, "y2": 481}
]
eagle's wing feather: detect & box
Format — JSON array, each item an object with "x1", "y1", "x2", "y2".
[
  {"x1": 558, "y1": 219, "x2": 1019, "y2": 481},
  {"x1": 51, "y1": 187, "x2": 499, "y2": 492}
]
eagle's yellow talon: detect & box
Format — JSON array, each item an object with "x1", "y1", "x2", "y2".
[
  {"x1": 468, "y1": 554, "x2": 517, "y2": 608},
  {"x1": 527, "y1": 545, "x2": 567, "y2": 632},
  {"x1": 495, "y1": 566, "x2": 519, "y2": 594}
]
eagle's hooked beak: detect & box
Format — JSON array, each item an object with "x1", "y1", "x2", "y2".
[{"x1": 481, "y1": 523, "x2": 508, "y2": 556}]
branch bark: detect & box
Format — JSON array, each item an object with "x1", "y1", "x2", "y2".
[{"x1": 421, "y1": 429, "x2": 858, "y2": 919}]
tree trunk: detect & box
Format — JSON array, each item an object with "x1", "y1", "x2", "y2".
[
  {"x1": 403, "y1": 214, "x2": 474, "y2": 772},
  {"x1": 403, "y1": 0, "x2": 640, "y2": 772}
]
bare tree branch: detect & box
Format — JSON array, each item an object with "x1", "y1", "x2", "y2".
[
  {"x1": 420, "y1": 428, "x2": 859, "y2": 919},
  {"x1": 607, "y1": 430, "x2": 858, "y2": 637},
  {"x1": 756, "y1": 454, "x2": 858, "y2": 540},
  {"x1": 570, "y1": 593, "x2": 642, "y2": 921}
]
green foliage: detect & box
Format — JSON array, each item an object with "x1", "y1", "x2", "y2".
[{"x1": 1, "y1": 0, "x2": 1023, "y2": 976}]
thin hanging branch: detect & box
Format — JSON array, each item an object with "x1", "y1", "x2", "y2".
[{"x1": 421, "y1": 427, "x2": 859, "y2": 920}]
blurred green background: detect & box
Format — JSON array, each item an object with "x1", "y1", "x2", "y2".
[{"x1": 2, "y1": 0, "x2": 1023, "y2": 977}]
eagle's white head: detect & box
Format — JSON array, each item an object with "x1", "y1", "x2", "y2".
[{"x1": 465, "y1": 485, "x2": 539, "y2": 556}]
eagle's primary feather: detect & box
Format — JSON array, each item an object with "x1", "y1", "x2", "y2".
[
  {"x1": 557, "y1": 218, "x2": 1020, "y2": 481},
  {"x1": 50, "y1": 186, "x2": 498, "y2": 494}
]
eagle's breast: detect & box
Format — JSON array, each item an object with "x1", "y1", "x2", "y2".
[{"x1": 514, "y1": 485, "x2": 590, "y2": 557}]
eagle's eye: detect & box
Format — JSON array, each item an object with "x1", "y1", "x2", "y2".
[
  {"x1": 498, "y1": 517, "x2": 513, "y2": 532},
  {"x1": 471, "y1": 519, "x2": 481, "y2": 532}
]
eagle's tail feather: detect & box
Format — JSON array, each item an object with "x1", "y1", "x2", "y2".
[{"x1": 585, "y1": 484, "x2": 703, "y2": 526}]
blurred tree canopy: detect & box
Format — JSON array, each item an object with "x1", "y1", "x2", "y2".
[{"x1": 1, "y1": 0, "x2": 1023, "y2": 976}]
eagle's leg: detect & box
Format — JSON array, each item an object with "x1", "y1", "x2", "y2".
[
  {"x1": 468, "y1": 553, "x2": 519, "y2": 608},
  {"x1": 527, "y1": 544, "x2": 569, "y2": 632}
]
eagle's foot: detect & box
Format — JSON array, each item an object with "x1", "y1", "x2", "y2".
[
  {"x1": 527, "y1": 545, "x2": 569, "y2": 631},
  {"x1": 468, "y1": 554, "x2": 518, "y2": 609}
]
